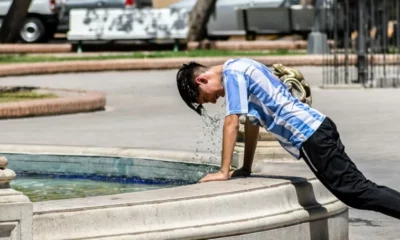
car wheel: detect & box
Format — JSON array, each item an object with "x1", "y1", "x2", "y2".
[{"x1": 20, "y1": 17, "x2": 46, "y2": 43}]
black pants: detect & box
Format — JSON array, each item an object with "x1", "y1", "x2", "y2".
[{"x1": 300, "y1": 117, "x2": 400, "y2": 219}]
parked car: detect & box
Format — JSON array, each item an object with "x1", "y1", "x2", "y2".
[
  {"x1": 168, "y1": 0, "x2": 334, "y2": 40},
  {"x1": 57, "y1": 0, "x2": 153, "y2": 33},
  {"x1": 0, "y1": 0, "x2": 60, "y2": 43}
]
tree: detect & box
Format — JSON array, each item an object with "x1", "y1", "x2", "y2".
[
  {"x1": 186, "y1": 0, "x2": 217, "y2": 42},
  {"x1": 0, "y1": 0, "x2": 32, "y2": 43}
]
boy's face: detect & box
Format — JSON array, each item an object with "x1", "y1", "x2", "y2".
[{"x1": 195, "y1": 73, "x2": 225, "y2": 104}]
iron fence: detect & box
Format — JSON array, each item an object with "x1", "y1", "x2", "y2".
[{"x1": 320, "y1": 0, "x2": 400, "y2": 87}]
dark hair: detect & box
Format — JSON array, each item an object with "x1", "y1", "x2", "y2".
[{"x1": 176, "y1": 61, "x2": 207, "y2": 115}]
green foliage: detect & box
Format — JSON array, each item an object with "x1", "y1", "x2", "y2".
[{"x1": 0, "y1": 90, "x2": 57, "y2": 103}]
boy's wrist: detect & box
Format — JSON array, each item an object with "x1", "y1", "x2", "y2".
[{"x1": 220, "y1": 168, "x2": 230, "y2": 177}]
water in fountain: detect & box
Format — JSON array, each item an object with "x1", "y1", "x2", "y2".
[{"x1": 10, "y1": 174, "x2": 183, "y2": 202}]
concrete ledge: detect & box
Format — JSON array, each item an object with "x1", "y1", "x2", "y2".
[
  {"x1": 0, "y1": 88, "x2": 106, "y2": 119},
  {"x1": 0, "y1": 44, "x2": 72, "y2": 53},
  {"x1": 0, "y1": 145, "x2": 348, "y2": 240}
]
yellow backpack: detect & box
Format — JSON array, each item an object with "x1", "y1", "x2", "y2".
[{"x1": 270, "y1": 64, "x2": 313, "y2": 106}]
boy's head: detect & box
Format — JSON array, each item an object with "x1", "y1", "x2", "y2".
[{"x1": 176, "y1": 61, "x2": 224, "y2": 115}]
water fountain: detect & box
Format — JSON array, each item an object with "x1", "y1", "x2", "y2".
[{"x1": 0, "y1": 144, "x2": 349, "y2": 240}]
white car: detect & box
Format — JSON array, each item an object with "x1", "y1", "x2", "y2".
[{"x1": 0, "y1": 0, "x2": 60, "y2": 43}]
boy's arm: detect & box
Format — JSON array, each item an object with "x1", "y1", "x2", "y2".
[
  {"x1": 199, "y1": 114, "x2": 239, "y2": 183},
  {"x1": 243, "y1": 118, "x2": 259, "y2": 171},
  {"x1": 221, "y1": 114, "x2": 240, "y2": 174},
  {"x1": 230, "y1": 117, "x2": 259, "y2": 178}
]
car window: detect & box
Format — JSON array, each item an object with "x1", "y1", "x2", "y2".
[
  {"x1": 217, "y1": 0, "x2": 253, "y2": 5},
  {"x1": 105, "y1": 0, "x2": 125, "y2": 7},
  {"x1": 64, "y1": 0, "x2": 124, "y2": 8},
  {"x1": 252, "y1": 0, "x2": 285, "y2": 7}
]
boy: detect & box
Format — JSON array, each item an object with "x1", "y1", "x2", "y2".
[{"x1": 176, "y1": 58, "x2": 400, "y2": 219}]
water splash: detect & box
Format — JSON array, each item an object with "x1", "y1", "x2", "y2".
[{"x1": 193, "y1": 102, "x2": 225, "y2": 164}]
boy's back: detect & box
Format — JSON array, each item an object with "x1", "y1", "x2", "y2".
[{"x1": 222, "y1": 58, "x2": 325, "y2": 158}]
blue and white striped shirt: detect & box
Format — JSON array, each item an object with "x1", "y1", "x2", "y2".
[{"x1": 223, "y1": 58, "x2": 326, "y2": 159}]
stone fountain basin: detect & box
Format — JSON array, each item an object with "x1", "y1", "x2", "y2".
[{"x1": 0, "y1": 145, "x2": 348, "y2": 240}]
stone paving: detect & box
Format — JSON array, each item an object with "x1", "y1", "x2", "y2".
[{"x1": 0, "y1": 66, "x2": 400, "y2": 239}]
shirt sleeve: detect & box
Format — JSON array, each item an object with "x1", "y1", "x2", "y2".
[{"x1": 223, "y1": 69, "x2": 248, "y2": 116}]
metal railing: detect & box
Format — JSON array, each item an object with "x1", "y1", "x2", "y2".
[{"x1": 321, "y1": 0, "x2": 400, "y2": 87}]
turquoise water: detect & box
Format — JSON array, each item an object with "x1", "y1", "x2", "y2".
[{"x1": 10, "y1": 175, "x2": 182, "y2": 202}]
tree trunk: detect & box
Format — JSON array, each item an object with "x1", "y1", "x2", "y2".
[
  {"x1": 0, "y1": 0, "x2": 32, "y2": 43},
  {"x1": 186, "y1": 0, "x2": 217, "y2": 42}
]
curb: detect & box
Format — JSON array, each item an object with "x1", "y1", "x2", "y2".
[
  {"x1": 0, "y1": 42, "x2": 308, "y2": 53},
  {"x1": 319, "y1": 84, "x2": 364, "y2": 89},
  {"x1": 0, "y1": 44, "x2": 72, "y2": 53},
  {"x1": 0, "y1": 88, "x2": 106, "y2": 119},
  {"x1": 0, "y1": 56, "x2": 325, "y2": 77},
  {"x1": 187, "y1": 40, "x2": 308, "y2": 50},
  {"x1": 2, "y1": 54, "x2": 397, "y2": 78}
]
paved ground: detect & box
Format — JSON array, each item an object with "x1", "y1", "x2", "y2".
[{"x1": 1, "y1": 67, "x2": 400, "y2": 239}]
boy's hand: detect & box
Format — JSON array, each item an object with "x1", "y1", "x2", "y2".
[
  {"x1": 229, "y1": 168, "x2": 251, "y2": 178},
  {"x1": 199, "y1": 171, "x2": 229, "y2": 183}
]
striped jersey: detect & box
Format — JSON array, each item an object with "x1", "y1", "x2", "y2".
[{"x1": 223, "y1": 58, "x2": 326, "y2": 159}]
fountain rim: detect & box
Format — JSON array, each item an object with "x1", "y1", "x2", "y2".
[
  {"x1": 0, "y1": 144, "x2": 348, "y2": 239},
  {"x1": 0, "y1": 144, "x2": 220, "y2": 166},
  {"x1": 0, "y1": 144, "x2": 320, "y2": 212}
]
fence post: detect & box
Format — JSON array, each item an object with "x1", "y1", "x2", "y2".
[
  {"x1": 307, "y1": 0, "x2": 330, "y2": 54},
  {"x1": 357, "y1": 0, "x2": 368, "y2": 85}
]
